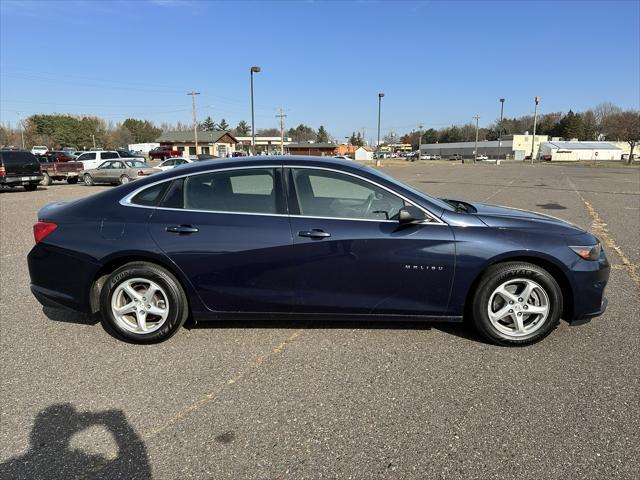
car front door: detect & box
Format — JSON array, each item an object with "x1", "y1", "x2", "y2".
[
  {"x1": 146, "y1": 166, "x2": 297, "y2": 312},
  {"x1": 285, "y1": 167, "x2": 456, "y2": 316}
]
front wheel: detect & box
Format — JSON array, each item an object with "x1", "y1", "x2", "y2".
[
  {"x1": 471, "y1": 262, "x2": 562, "y2": 346},
  {"x1": 100, "y1": 262, "x2": 189, "y2": 343},
  {"x1": 83, "y1": 174, "x2": 94, "y2": 186}
]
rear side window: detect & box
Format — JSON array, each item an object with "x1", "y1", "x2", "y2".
[
  {"x1": 79, "y1": 153, "x2": 96, "y2": 160},
  {"x1": 102, "y1": 152, "x2": 119, "y2": 160},
  {"x1": 130, "y1": 182, "x2": 170, "y2": 207},
  {"x1": 159, "y1": 169, "x2": 279, "y2": 214}
]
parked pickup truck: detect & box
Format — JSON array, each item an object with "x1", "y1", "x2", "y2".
[
  {"x1": 38, "y1": 155, "x2": 83, "y2": 185},
  {"x1": 148, "y1": 146, "x2": 180, "y2": 161}
]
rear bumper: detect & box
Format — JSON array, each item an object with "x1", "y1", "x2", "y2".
[{"x1": 1, "y1": 175, "x2": 43, "y2": 184}]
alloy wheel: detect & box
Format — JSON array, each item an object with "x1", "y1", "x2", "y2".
[
  {"x1": 487, "y1": 278, "x2": 550, "y2": 338},
  {"x1": 111, "y1": 278, "x2": 169, "y2": 334}
]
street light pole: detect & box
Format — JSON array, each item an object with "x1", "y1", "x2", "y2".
[
  {"x1": 376, "y1": 92, "x2": 384, "y2": 167},
  {"x1": 250, "y1": 66, "x2": 261, "y2": 155},
  {"x1": 530, "y1": 96, "x2": 540, "y2": 165},
  {"x1": 498, "y1": 98, "x2": 505, "y2": 155},
  {"x1": 473, "y1": 115, "x2": 480, "y2": 164},
  {"x1": 417, "y1": 123, "x2": 423, "y2": 158}
]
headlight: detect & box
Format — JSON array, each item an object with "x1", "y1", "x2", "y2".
[{"x1": 569, "y1": 243, "x2": 601, "y2": 261}]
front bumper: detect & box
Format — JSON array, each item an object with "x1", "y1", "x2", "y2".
[{"x1": 567, "y1": 251, "x2": 610, "y2": 324}]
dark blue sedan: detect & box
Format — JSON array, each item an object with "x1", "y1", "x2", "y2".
[{"x1": 27, "y1": 157, "x2": 609, "y2": 345}]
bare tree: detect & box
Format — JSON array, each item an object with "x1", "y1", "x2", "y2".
[{"x1": 608, "y1": 111, "x2": 640, "y2": 163}]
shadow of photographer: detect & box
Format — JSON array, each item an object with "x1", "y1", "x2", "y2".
[{"x1": 1, "y1": 404, "x2": 151, "y2": 480}]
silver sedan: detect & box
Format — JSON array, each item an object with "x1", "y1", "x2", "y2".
[{"x1": 81, "y1": 160, "x2": 161, "y2": 186}]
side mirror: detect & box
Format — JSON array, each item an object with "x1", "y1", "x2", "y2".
[{"x1": 398, "y1": 205, "x2": 427, "y2": 224}]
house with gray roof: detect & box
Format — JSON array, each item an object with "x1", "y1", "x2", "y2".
[{"x1": 156, "y1": 130, "x2": 238, "y2": 157}]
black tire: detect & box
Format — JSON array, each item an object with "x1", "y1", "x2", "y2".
[
  {"x1": 83, "y1": 174, "x2": 94, "y2": 186},
  {"x1": 67, "y1": 177, "x2": 78, "y2": 184},
  {"x1": 471, "y1": 262, "x2": 562, "y2": 346},
  {"x1": 41, "y1": 172, "x2": 52, "y2": 186},
  {"x1": 24, "y1": 183, "x2": 38, "y2": 191},
  {"x1": 100, "y1": 261, "x2": 189, "y2": 344}
]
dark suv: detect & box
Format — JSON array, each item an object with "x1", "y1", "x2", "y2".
[{"x1": 0, "y1": 150, "x2": 43, "y2": 191}]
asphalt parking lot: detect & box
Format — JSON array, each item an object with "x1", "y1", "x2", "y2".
[{"x1": 1, "y1": 161, "x2": 639, "y2": 479}]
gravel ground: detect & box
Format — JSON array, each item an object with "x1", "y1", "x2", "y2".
[{"x1": 1, "y1": 162, "x2": 638, "y2": 480}]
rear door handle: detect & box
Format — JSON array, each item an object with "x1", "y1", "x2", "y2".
[
  {"x1": 298, "y1": 229, "x2": 331, "y2": 239},
  {"x1": 166, "y1": 225, "x2": 199, "y2": 234}
]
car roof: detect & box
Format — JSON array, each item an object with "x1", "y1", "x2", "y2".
[{"x1": 164, "y1": 155, "x2": 363, "y2": 173}]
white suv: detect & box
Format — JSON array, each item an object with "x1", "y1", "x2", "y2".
[
  {"x1": 75, "y1": 151, "x2": 120, "y2": 170},
  {"x1": 31, "y1": 146, "x2": 48, "y2": 156}
]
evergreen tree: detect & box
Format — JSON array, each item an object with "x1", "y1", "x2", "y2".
[
  {"x1": 316, "y1": 125, "x2": 329, "y2": 143},
  {"x1": 200, "y1": 116, "x2": 216, "y2": 132},
  {"x1": 218, "y1": 118, "x2": 229, "y2": 131},
  {"x1": 235, "y1": 120, "x2": 250, "y2": 136}
]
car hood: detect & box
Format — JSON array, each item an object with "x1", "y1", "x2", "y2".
[{"x1": 453, "y1": 200, "x2": 586, "y2": 233}]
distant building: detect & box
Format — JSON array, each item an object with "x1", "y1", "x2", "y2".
[
  {"x1": 420, "y1": 134, "x2": 549, "y2": 160},
  {"x1": 235, "y1": 136, "x2": 292, "y2": 155},
  {"x1": 539, "y1": 141, "x2": 622, "y2": 161},
  {"x1": 354, "y1": 146, "x2": 374, "y2": 161},
  {"x1": 286, "y1": 142, "x2": 339, "y2": 156},
  {"x1": 156, "y1": 130, "x2": 238, "y2": 157}
]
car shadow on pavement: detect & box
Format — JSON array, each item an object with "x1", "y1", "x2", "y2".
[
  {"x1": 190, "y1": 318, "x2": 490, "y2": 345},
  {"x1": 43, "y1": 306, "x2": 100, "y2": 326},
  {"x1": 0, "y1": 404, "x2": 151, "y2": 480}
]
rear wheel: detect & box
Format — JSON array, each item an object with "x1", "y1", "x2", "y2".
[
  {"x1": 100, "y1": 262, "x2": 188, "y2": 343},
  {"x1": 67, "y1": 177, "x2": 78, "y2": 184},
  {"x1": 83, "y1": 174, "x2": 94, "y2": 186},
  {"x1": 471, "y1": 262, "x2": 562, "y2": 346},
  {"x1": 119, "y1": 175, "x2": 130, "y2": 185},
  {"x1": 41, "y1": 172, "x2": 52, "y2": 186}
]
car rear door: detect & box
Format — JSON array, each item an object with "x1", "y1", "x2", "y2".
[
  {"x1": 285, "y1": 167, "x2": 456, "y2": 316},
  {"x1": 145, "y1": 166, "x2": 297, "y2": 312}
]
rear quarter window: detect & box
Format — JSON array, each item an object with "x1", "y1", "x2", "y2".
[{"x1": 130, "y1": 182, "x2": 170, "y2": 207}]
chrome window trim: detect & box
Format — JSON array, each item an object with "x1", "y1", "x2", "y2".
[{"x1": 119, "y1": 164, "x2": 447, "y2": 226}]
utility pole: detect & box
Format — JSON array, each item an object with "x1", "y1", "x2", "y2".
[
  {"x1": 530, "y1": 96, "x2": 540, "y2": 165},
  {"x1": 498, "y1": 98, "x2": 505, "y2": 155},
  {"x1": 16, "y1": 113, "x2": 25, "y2": 149},
  {"x1": 250, "y1": 66, "x2": 261, "y2": 155},
  {"x1": 376, "y1": 92, "x2": 384, "y2": 166},
  {"x1": 473, "y1": 115, "x2": 480, "y2": 164},
  {"x1": 187, "y1": 91, "x2": 200, "y2": 154},
  {"x1": 91, "y1": 134, "x2": 96, "y2": 148},
  {"x1": 276, "y1": 108, "x2": 287, "y2": 155},
  {"x1": 417, "y1": 123, "x2": 423, "y2": 157}
]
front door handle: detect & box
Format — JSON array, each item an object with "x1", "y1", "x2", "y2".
[
  {"x1": 166, "y1": 225, "x2": 199, "y2": 234},
  {"x1": 298, "y1": 229, "x2": 331, "y2": 239}
]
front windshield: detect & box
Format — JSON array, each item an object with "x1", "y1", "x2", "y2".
[
  {"x1": 359, "y1": 164, "x2": 455, "y2": 212},
  {"x1": 125, "y1": 160, "x2": 148, "y2": 168}
]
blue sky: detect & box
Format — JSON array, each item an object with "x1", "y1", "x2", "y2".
[{"x1": 1, "y1": 0, "x2": 639, "y2": 141}]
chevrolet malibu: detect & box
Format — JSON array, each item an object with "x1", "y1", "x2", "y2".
[{"x1": 27, "y1": 157, "x2": 609, "y2": 345}]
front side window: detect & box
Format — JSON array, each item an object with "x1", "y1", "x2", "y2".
[
  {"x1": 163, "y1": 168, "x2": 278, "y2": 214},
  {"x1": 291, "y1": 168, "x2": 406, "y2": 221}
]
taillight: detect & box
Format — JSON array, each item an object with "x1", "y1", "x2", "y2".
[
  {"x1": 33, "y1": 222, "x2": 57, "y2": 244},
  {"x1": 0, "y1": 166, "x2": 5, "y2": 177}
]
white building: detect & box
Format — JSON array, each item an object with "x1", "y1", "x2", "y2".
[
  {"x1": 354, "y1": 146, "x2": 374, "y2": 161},
  {"x1": 538, "y1": 141, "x2": 622, "y2": 161},
  {"x1": 419, "y1": 134, "x2": 549, "y2": 160}
]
